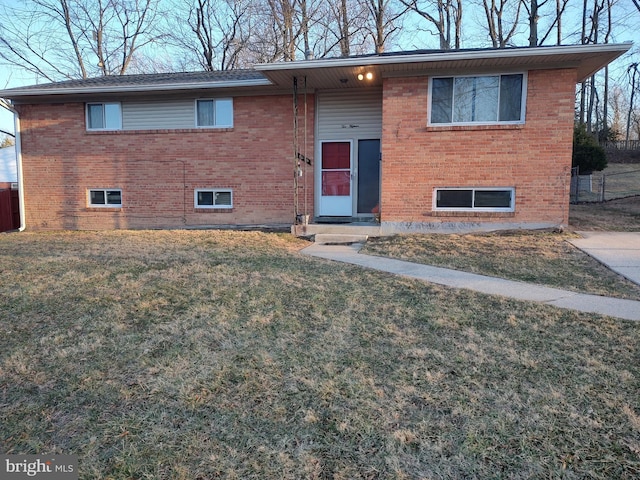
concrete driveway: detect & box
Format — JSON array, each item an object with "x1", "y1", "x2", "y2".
[{"x1": 569, "y1": 232, "x2": 640, "y2": 286}]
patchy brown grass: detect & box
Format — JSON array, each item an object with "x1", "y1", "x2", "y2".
[
  {"x1": 570, "y1": 195, "x2": 640, "y2": 232},
  {"x1": 363, "y1": 230, "x2": 640, "y2": 300},
  {"x1": 1, "y1": 230, "x2": 639, "y2": 479}
]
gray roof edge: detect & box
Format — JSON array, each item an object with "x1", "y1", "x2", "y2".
[
  {"x1": 254, "y1": 42, "x2": 634, "y2": 71},
  {"x1": 0, "y1": 77, "x2": 273, "y2": 99}
]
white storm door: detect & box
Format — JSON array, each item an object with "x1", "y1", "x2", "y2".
[{"x1": 319, "y1": 141, "x2": 353, "y2": 216}]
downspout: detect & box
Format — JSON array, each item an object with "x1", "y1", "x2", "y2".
[{"x1": 0, "y1": 99, "x2": 25, "y2": 231}]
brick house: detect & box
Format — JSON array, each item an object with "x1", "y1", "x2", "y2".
[{"x1": 0, "y1": 43, "x2": 630, "y2": 234}]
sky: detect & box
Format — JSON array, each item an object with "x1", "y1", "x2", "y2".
[{"x1": 0, "y1": 0, "x2": 639, "y2": 137}]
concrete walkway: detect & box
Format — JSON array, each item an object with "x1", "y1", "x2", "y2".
[
  {"x1": 569, "y1": 232, "x2": 640, "y2": 286},
  {"x1": 302, "y1": 243, "x2": 640, "y2": 322}
]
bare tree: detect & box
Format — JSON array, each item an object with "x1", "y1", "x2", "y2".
[
  {"x1": 480, "y1": 0, "x2": 522, "y2": 48},
  {"x1": 362, "y1": 0, "x2": 408, "y2": 54},
  {"x1": 243, "y1": 0, "x2": 311, "y2": 62},
  {"x1": 265, "y1": 0, "x2": 299, "y2": 61},
  {"x1": 399, "y1": 0, "x2": 462, "y2": 49},
  {"x1": 523, "y1": 0, "x2": 569, "y2": 46},
  {"x1": 0, "y1": 0, "x2": 164, "y2": 81},
  {"x1": 168, "y1": 0, "x2": 253, "y2": 71},
  {"x1": 319, "y1": 0, "x2": 369, "y2": 57},
  {"x1": 577, "y1": 0, "x2": 607, "y2": 130}
]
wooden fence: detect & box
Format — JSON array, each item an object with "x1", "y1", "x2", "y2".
[
  {"x1": 604, "y1": 140, "x2": 640, "y2": 150},
  {"x1": 0, "y1": 189, "x2": 20, "y2": 232}
]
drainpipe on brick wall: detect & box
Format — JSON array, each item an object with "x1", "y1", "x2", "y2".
[
  {"x1": 15, "y1": 114, "x2": 24, "y2": 231},
  {"x1": 0, "y1": 99, "x2": 25, "y2": 231}
]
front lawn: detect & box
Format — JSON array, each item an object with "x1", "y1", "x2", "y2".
[
  {"x1": 362, "y1": 230, "x2": 640, "y2": 300},
  {"x1": 1, "y1": 231, "x2": 639, "y2": 479},
  {"x1": 570, "y1": 195, "x2": 640, "y2": 231}
]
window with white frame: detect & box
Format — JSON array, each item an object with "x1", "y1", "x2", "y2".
[
  {"x1": 86, "y1": 103, "x2": 122, "y2": 130},
  {"x1": 430, "y1": 74, "x2": 525, "y2": 125},
  {"x1": 88, "y1": 189, "x2": 122, "y2": 207},
  {"x1": 196, "y1": 98, "x2": 233, "y2": 128},
  {"x1": 434, "y1": 188, "x2": 515, "y2": 212},
  {"x1": 195, "y1": 189, "x2": 233, "y2": 208}
]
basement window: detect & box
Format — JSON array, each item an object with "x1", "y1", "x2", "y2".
[
  {"x1": 86, "y1": 102, "x2": 122, "y2": 130},
  {"x1": 434, "y1": 188, "x2": 514, "y2": 212},
  {"x1": 88, "y1": 189, "x2": 122, "y2": 207},
  {"x1": 195, "y1": 189, "x2": 233, "y2": 209}
]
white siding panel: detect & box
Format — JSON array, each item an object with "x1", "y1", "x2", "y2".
[
  {"x1": 317, "y1": 89, "x2": 382, "y2": 140},
  {"x1": 122, "y1": 100, "x2": 195, "y2": 130}
]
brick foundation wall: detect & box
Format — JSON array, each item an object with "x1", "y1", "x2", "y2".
[
  {"x1": 17, "y1": 94, "x2": 314, "y2": 230},
  {"x1": 381, "y1": 69, "x2": 576, "y2": 229}
]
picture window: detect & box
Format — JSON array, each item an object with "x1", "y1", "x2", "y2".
[{"x1": 430, "y1": 74, "x2": 525, "y2": 125}]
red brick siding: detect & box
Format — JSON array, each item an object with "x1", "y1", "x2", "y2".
[
  {"x1": 17, "y1": 95, "x2": 314, "y2": 230},
  {"x1": 381, "y1": 69, "x2": 576, "y2": 227}
]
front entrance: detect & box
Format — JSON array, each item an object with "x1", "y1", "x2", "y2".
[
  {"x1": 315, "y1": 89, "x2": 382, "y2": 219},
  {"x1": 317, "y1": 139, "x2": 380, "y2": 218}
]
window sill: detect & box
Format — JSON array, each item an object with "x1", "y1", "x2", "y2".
[
  {"x1": 86, "y1": 207, "x2": 122, "y2": 212},
  {"x1": 194, "y1": 208, "x2": 234, "y2": 213},
  {"x1": 426, "y1": 211, "x2": 515, "y2": 218},
  {"x1": 425, "y1": 124, "x2": 524, "y2": 132},
  {"x1": 86, "y1": 128, "x2": 233, "y2": 135}
]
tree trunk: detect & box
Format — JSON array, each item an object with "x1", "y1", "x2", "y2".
[{"x1": 528, "y1": 0, "x2": 538, "y2": 47}]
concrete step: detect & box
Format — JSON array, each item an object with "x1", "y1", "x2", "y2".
[
  {"x1": 292, "y1": 224, "x2": 381, "y2": 237},
  {"x1": 314, "y1": 233, "x2": 368, "y2": 245}
]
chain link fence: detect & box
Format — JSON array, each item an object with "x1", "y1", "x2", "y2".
[{"x1": 571, "y1": 164, "x2": 640, "y2": 203}]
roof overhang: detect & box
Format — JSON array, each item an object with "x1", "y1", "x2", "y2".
[
  {"x1": 255, "y1": 43, "x2": 633, "y2": 90},
  {"x1": 0, "y1": 77, "x2": 273, "y2": 101},
  {"x1": 0, "y1": 43, "x2": 632, "y2": 100}
]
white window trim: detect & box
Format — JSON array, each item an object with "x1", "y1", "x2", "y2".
[
  {"x1": 195, "y1": 98, "x2": 234, "y2": 128},
  {"x1": 87, "y1": 188, "x2": 122, "y2": 208},
  {"x1": 194, "y1": 188, "x2": 233, "y2": 209},
  {"x1": 427, "y1": 73, "x2": 527, "y2": 126},
  {"x1": 86, "y1": 102, "x2": 122, "y2": 131},
  {"x1": 433, "y1": 187, "x2": 515, "y2": 212}
]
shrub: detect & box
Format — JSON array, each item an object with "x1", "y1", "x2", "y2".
[{"x1": 573, "y1": 123, "x2": 607, "y2": 174}]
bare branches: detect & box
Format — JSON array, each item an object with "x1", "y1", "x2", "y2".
[
  {"x1": 399, "y1": 0, "x2": 462, "y2": 50},
  {"x1": 481, "y1": 0, "x2": 522, "y2": 48},
  {"x1": 0, "y1": 0, "x2": 163, "y2": 81},
  {"x1": 363, "y1": 0, "x2": 408, "y2": 53}
]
